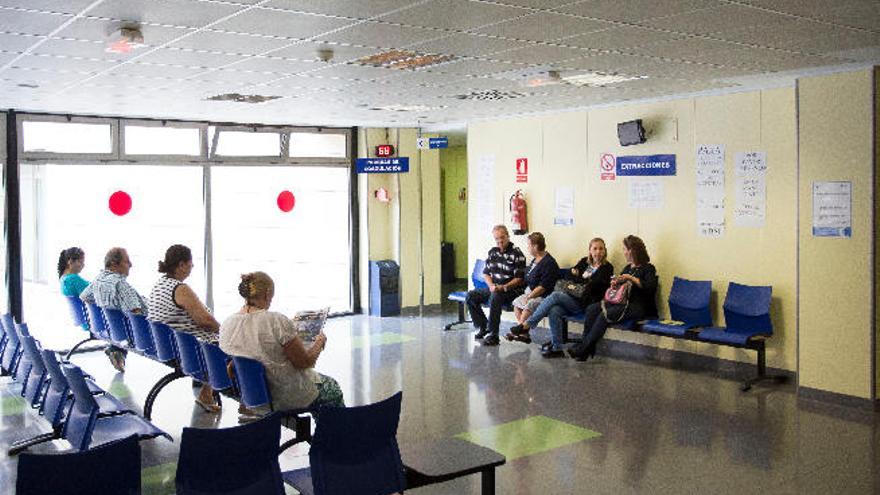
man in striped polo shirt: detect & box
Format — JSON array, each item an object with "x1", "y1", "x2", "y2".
[{"x1": 466, "y1": 225, "x2": 526, "y2": 346}]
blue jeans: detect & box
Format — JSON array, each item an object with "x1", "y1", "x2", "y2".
[{"x1": 525, "y1": 291, "x2": 583, "y2": 351}]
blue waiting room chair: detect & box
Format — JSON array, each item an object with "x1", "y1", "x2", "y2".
[
  {"x1": 283, "y1": 391, "x2": 406, "y2": 495},
  {"x1": 142, "y1": 321, "x2": 186, "y2": 420},
  {"x1": 696, "y1": 282, "x2": 784, "y2": 390},
  {"x1": 62, "y1": 364, "x2": 171, "y2": 451},
  {"x1": 175, "y1": 412, "x2": 285, "y2": 495},
  {"x1": 64, "y1": 295, "x2": 90, "y2": 330},
  {"x1": 200, "y1": 341, "x2": 234, "y2": 394},
  {"x1": 85, "y1": 303, "x2": 111, "y2": 341},
  {"x1": 16, "y1": 434, "x2": 142, "y2": 495},
  {"x1": 126, "y1": 312, "x2": 157, "y2": 359},
  {"x1": 642, "y1": 277, "x2": 713, "y2": 336},
  {"x1": 102, "y1": 307, "x2": 133, "y2": 349}
]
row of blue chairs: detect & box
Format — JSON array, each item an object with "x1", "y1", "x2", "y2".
[
  {"x1": 0, "y1": 315, "x2": 170, "y2": 455},
  {"x1": 16, "y1": 392, "x2": 407, "y2": 495},
  {"x1": 64, "y1": 296, "x2": 313, "y2": 445},
  {"x1": 562, "y1": 277, "x2": 785, "y2": 391}
]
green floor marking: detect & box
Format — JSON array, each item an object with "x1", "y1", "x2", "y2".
[
  {"x1": 1, "y1": 395, "x2": 27, "y2": 416},
  {"x1": 108, "y1": 380, "x2": 132, "y2": 399},
  {"x1": 351, "y1": 332, "x2": 416, "y2": 349},
  {"x1": 142, "y1": 462, "x2": 177, "y2": 495},
  {"x1": 456, "y1": 415, "x2": 601, "y2": 460}
]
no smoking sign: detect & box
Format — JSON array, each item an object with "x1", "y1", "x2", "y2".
[{"x1": 600, "y1": 153, "x2": 616, "y2": 181}]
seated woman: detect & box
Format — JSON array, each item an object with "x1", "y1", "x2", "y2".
[
  {"x1": 219, "y1": 271, "x2": 344, "y2": 414},
  {"x1": 508, "y1": 237, "x2": 613, "y2": 357},
  {"x1": 59, "y1": 247, "x2": 89, "y2": 298},
  {"x1": 506, "y1": 232, "x2": 559, "y2": 341},
  {"x1": 148, "y1": 244, "x2": 222, "y2": 413},
  {"x1": 568, "y1": 235, "x2": 658, "y2": 361}
]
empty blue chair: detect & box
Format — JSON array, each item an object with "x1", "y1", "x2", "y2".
[
  {"x1": 175, "y1": 413, "x2": 285, "y2": 495},
  {"x1": 85, "y1": 303, "x2": 110, "y2": 340},
  {"x1": 19, "y1": 336, "x2": 48, "y2": 408},
  {"x1": 1, "y1": 314, "x2": 23, "y2": 376},
  {"x1": 64, "y1": 295, "x2": 90, "y2": 331},
  {"x1": 643, "y1": 277, "x2": 712, "y2": 337},
  {"x1": 172, "y1": 329, "x2": 209, "y2": 382},
  {"x1": 697, "y1": 282, "x2": 772, "y2": 346},
  {"x1": 62, "y1": 364, "x2": 171, "y2": 451},
  {"x1": 445, "y1": 259, "x2": 493, "y2": 330},
  {"x1": 283, "y1": 392, "x2": 405, "y2": 495},
  {"x1": 102, "y1": 307, "x2": 132, "y2": 348},
  {"x1": 16, "y1": 434, "x2": 141, "y2": 495},
  {"x1": 200, "y1": 342, "x2": 234, "y2": 393},
  {"x1": 126, "y1": 312, "x2": 157, "y2": 359}
]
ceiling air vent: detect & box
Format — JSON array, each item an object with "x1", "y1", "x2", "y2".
[
  {"x1": 454, "y1": 89, "x2": 527, "y2": 101},
  {"x1": 356, "y1": 50, "x2": 454, "y2": 70},
  {"x1": 205, "y1": 93, "x2": 282, "y2": 104}
]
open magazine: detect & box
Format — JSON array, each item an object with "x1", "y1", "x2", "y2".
[{"x1": 292, "y1": 307, "x2": 330, "y2": 342}]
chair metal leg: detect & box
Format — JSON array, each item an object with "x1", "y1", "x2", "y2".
[
  {"x1": 63, "y1": 336, "x2": 103, "y2": 361},
  {"x1": 143, "y1": 369, "x2": 185, "y2": 420},
  {"x1": 741, "y1": 342, "x2": 787, "y2": 391},
  {"x1": 279, "y1": 414, "x2": 312, "y2": 453},
  {"x1": 481, "y1": 467, "x2": 496, "y2": 495},
  {"x1": 444, "y1": 303, "x2": 472, "y2": 331},
  {"x1": 8, "y1": 430, "x2": 59, "y2": 456}
]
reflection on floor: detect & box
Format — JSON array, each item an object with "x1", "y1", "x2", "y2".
[{"x1": 2, "y1": 311, "x2": 878, "y2": 494}]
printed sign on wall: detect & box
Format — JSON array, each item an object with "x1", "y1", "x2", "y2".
[
  {"x1": 600, "y1": 153, "x2": 616, "y2": 181},
  {"x1": 516, "y1": 158, "x2": 528, "y2": 183},
  {"x1": 812, "y1": 181, "x2": 851, "y2": 237},
  {"x1": 695, "y1": 144, "x2": 726, "y2": 237},
  {"x1": 616, "y1": 154, "x2": 677, "y2": 176},
  {"x1": 734, "y1": 151, "x2": 766, "y2": 227}
]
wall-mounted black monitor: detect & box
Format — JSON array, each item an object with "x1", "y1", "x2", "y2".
[{"x1": 617, "y1": 119, "x2": 646, "y2": 146}]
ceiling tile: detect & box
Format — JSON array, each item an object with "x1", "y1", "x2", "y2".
[
  {"x1": 11, "y1": 53, "x2": 118, "y2": 73},
  {"x1": 0, "y1": 1, "x2": 97, "y2": 14},
  {"x1": 171, "y1": 30, "x2": 294, "y2": 56},
  {"x1": 315, "y1": 21, "x2": 440, "y2": 48},
  {"x1": 135, "y1": 47, "x2": 247, "y2": 68},
  {"x1": 638, "y1": 4, "x2": 793, "y2": 36},
  {"x1": 88, "y1": 0, "x2": 245, "y2": 29},
  {"x1": 475, "y1": 12, "x2": 611, "y2": 43},
  {"x1": 114, "y1": 61, "x2": 208, "y2": 79},
  {"x1": 378, "y1": 0, "x2": 525, "y2": 30},
  {"x1": 720, "y1": 19, "x2": 880, "y2": 56},
  {"x1": 268, "y1": 42, "x2": 379, "y2": 63},
  {"x1": 229, "y1": 56, "x2": 320, "y2": 75},
  {"x1": 0, "y1": 8, "x2": 70, "y2": 35},
  {"x1": 32, "y1": 38, "x2": 129, "y2": 61},
  {"x1": 54, "y1": 18, "x2": 195, "y2": 44},
  {"x1": 555, "y1": 0, "x2": 723, "y2": 24},
  {"x1": 264, "y1": 0, "x2": 422, "y2": 20},
  {"x1": 564, "y1": 26, "x2": 686, "y2": 51},
  {"x1": 406, "y1": 33, "x2": 529, "y2": 58},
  {"x1": 555, "y1": 52, "x2": 648, "y2": 72},
  {"x1": 743, "y1": 0, "x2": 880, "y2": 30},
  {"x1": 429, "y1": 58, "x2": 526, "y2": 76},
  {"x1": 2, "y1": 66, "x2": 90, "y2": 85},
  {"x1": 266, "y1": 74, "x2": 358, "y2": 90},
  {"x1": 211, "y1": 9, "x2": 355, "y2": 39},
  {"x1": 0, "y1": 32, "x2": 45, "y2": 53},
  {"x1": 622, "y1": 59, "x2": 762, "y2": 79},
  {"x1": 488, "y1": 0, "x2": 579, "y2": 9},
  {"x1": 492, "y1": 44, "x2": 589, "y2": 64},
  {"x1": 309, "y1": 63, "x2": 397, "y2": 80}
]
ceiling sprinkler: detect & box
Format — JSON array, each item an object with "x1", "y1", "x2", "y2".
[
  {"x1": 317, "y1": 47, "x2": 335, "y2": 63},
  {"x1": 106, "y1": 25, "x2": 145, "y2": 54}
]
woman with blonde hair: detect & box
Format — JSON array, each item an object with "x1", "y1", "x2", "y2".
[
  {"x1": 219, "y1": 272, "x2": 344, "y2": 413},
  {"x1": 507, "y1": 237, "x2": 614, "y2": 358}
]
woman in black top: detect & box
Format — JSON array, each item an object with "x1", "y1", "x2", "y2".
[
  {"x1": 568, "y1": 235, "x2": 658, "y2": 361},
  {"x1": 507, "y1": 238, "x2": 613, "y2": 357}
]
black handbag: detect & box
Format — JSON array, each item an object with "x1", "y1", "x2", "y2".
[{"x1": 554, "y1": 279, "x2": 589, "y2": 300}]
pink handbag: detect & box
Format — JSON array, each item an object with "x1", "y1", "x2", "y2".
[{"x1": 603, "y1": 281, "x2": 631, "y2": 305}]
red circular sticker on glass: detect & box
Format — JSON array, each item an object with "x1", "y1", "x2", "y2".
[
  {"x1": 277, "y1": 190, "x2": 295, "y2": 212},
  {"x1": 108, "y1": 191, "x2": 132, "y2": 216}
]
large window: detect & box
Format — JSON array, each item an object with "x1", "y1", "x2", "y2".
[
  {"x1": 13, "y1": 115, "x2": 352, "y2": 349},
  {"x1": 211, "y1": 166, "x2": 351, "y2": 316}
]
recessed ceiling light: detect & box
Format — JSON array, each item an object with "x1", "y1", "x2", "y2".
[
  {"x1": 560, "y1": 72, "x2": 647, "y2": 87},
  {"x1": 454, "y1": 89, "x2": 526, "y2": 101},
  {"x1": 357, "y1": 50, "x2": 454, "y2": 70}
]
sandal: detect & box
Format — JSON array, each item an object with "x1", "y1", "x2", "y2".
[
  {"x1": 513, "y1": 333, "x2": 532, "y2": 344},
  {"x1": 195, "y1": 398, "x2": 221, "y2": 414}
]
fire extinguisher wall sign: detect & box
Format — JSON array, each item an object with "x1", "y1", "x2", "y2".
[
  {"x1": 509, "y1": 190, "x2": 528, "y2": 235},
  {"x1": 515, "y1": 158, "x2": 528, "y2": 183}
]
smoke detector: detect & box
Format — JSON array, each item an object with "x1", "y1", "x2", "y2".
[
  {"x1": 106, "y1": 25, "x2": 145, "y2": 54},
  {"x1": 317, "y1": 47, "x2": 334, "y2": 63}
]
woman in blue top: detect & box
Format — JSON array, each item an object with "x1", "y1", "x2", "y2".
[{"x1": 59, "y1": 247, "x2": 89, "y2": 296}]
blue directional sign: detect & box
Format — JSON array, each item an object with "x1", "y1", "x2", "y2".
[
  {"x1": 616, "y1": 154, "x2": 677, "y2": 176},
  {"x1": 356, "y1": 157, "x2": 410, "y2": 174},
  {"x1": 428, "y1": 137, "x2": 448, "y2": 149}
]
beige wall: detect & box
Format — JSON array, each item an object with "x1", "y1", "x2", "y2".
[
  {"x1": 469, "y1": 88, "x2": 799, "y2": 372},
  {"x1": 358, "y1": 128, "x2": 441, "y2": 310},
  {"x1": 440, "y1": 146, "x2": 469, "y2": 279}
]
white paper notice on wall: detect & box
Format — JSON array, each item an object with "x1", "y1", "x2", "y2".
[
  {"x1": 812, "y1": 181, "x2": 852, "y2": 238},
  {"x1": 695, "y1": 144, "x2": 725, "y2": 237},
  {"x1": 554, "y1": 186, "x2": 574, "y2": 226},
  {"x1": 734, "y1": 151, "x2": 766, "y2": 228},
  {"x1": 629, "y1": 180, "x2": 663, "y2": 209},
  {"x1": 475, "y1": 155, "x2": 496, "y2": 236}
]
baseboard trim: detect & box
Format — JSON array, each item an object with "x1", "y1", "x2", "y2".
[{"x1": 796, "y1": 386, "x2": 878, "y2": 412}]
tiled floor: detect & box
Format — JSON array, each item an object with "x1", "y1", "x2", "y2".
[{"x1": 2, "y1": 308, "x2": 878, "y2": 494}]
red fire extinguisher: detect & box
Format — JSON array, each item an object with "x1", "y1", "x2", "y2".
[{"x1": 509, "y1": 190, "x2": 528, "y2": 235}]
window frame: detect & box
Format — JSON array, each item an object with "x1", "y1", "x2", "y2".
[
  {"x1": 17, "y1": 114, "x2": 119, "y2": 161},
  {"x1": 120, "y1": 119, "x2": 208, "y2": 162},
  {"x1": 287, "y1": 127, "x2": 350, "y2": 164},
  {"x1": 208, "y1": 125, "x2": 287, "y2": 164}
]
